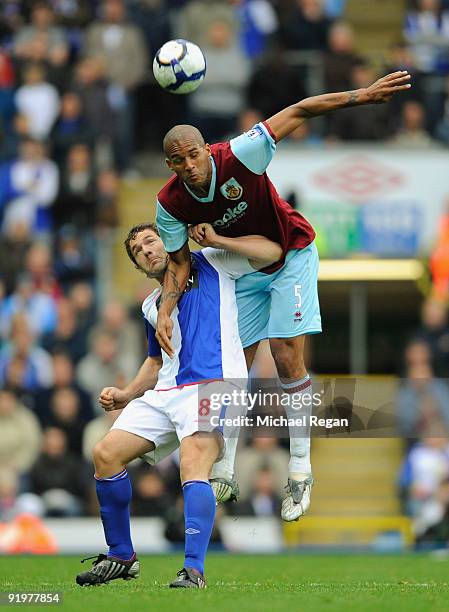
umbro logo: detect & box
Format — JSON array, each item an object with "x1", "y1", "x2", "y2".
[{"x1": 185, "y1": 528, "x2": 201, "y2": 535}]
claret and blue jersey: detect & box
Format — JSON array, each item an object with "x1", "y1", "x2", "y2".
[
  {"x1": 156, "y1": 122, "x2": 316, "y2": 274},
  {"x1": 142, "y1": 248, "x2": 253, "y2": 390},
  {"x1": 155, "y1": 122, "x2": 322, "y2": 350}
]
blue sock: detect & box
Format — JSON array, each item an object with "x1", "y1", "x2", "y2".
[
  {"x1": 182, "y1": 480, "x2": 216, "y2": 576},
  {"x1": 95, "y1": 469, "x2": 134, "y2": 561}
]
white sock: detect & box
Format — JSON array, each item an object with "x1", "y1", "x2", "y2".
[
  {"x1": 209, "y1": 385, "x2": 246, "y2": 481},
  {"x1": 210, "y1": 435, "x2": 238, "y2": 481},
  {"x1": 281, "y1": 376, "x2": 312, "y2": 476}
]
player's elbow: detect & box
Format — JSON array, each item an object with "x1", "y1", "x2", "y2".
[
  {"x1": 267, "y1": 242, "x2": 283, "y2": 265},
  {"x1": 293, "y1": 99, "x2": 316, "y2": 119},
  {"x1": 252, "y1": 242, "x2": 283, "y2": 268}
]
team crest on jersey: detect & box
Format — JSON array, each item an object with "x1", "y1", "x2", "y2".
[{"x1": 220, "y1": 178, "x2": 243, "y2": 200}]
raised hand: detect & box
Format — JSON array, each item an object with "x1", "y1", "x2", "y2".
[{"x1": 365, "y1": 71, "x2": 412, "y2": 104}]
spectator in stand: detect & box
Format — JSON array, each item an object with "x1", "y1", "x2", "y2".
[
  {"x1": 383, "y1": 41, "x2": 425, "y2": 132},
  {"x1": 279, "y1": 0, "x2": 332, "y2": 52},
  {"x1": 434, "y1": 76, "x2": 449, "y2": 143},
  {"x1": 131, "y1": 466, "x2": 173, "y2": 517},
  {"x1": 54, "y1": 225, "x2": 96, "y2": 289},
  {"x1": 0, "y1": 138, "x2": 59, "y2": 236},
  {"x1": 402, "y1": 437, "x2": 449, "y2": 538},
  {"x1": 95, "y1": 168, "x2": 119, "y2": 227},
  {"x1": 413, "y1": 298, "x2": 449, "y2": 376},
  {"x1": 0, "y1": 388, "x2": 42, "y2": 483},
  {"x1": 14, "y1": 63, "x2": 60, "y2": 141},
  {"x1": 0, "y1": 313, "x2": 54, "y2": 392},
  {"x1": 176, "y1": 0, "x2": 237, "y2": 49},
  {"x1": 43, "y1": 0, "x2": 92, "y2": 57},
  {"x1": 404, "y1": 0, "x2": 449, "y2": 74},
  {"x1": 0, "y1": 272, "x2": 57, "y2": 340},
  {"x1": 72, "y1": 57, "x2": 116, "y2": 168},
  {"x1": 0, "y1": 50, "x2": 16, "y2": 147},
  {"x1": 396, "y1": 360, "x2": 449, "y2": 439},
  {"x1": 41, "y1": 297, "x2": 89, "y2": 363},
  {"x1": 323, "y1": 21, "x2": 363, "y2": 93},
  {"x1": 236, "y1": 0, "x2": 279, "y2": 60},
  {"x1": 402, "y1": 336, "x2": 433, "y2": 370},
  {"x1": 189, "y1": 19, "x2": 251, "y2": 142},
  {"x1": 34, "y1": 350, "x2": 93, "y2": 427},
  {"x1": 45, "y1": 386, "x2": 87, "y2": 455},
  {"x1": 0, "y1": 2, "x2": 23, "y2": 47},
  {"x1": 67, "y1": 281, "x2": 96, "y2": 335},
  {"x1": 76, "y1": 328, "x2": 134, "y2": 411},
  {"x1": 0, "y1": 471, "x2": 24, "y2": 521},
  {"x1": 25, "y1": 241, "x2": 62, "y2": 300},
  {"x1": 84, "y1": 0, "x2": 147, "y2": 171},
  {"x1": 429, "y1": 200, "x2": 449, "y2": 297},
  {"x1": 327, "y1": 62, "x2": 390, "y2": 141},
  {"x1": 231, "y1": 466, "x2": 281, "y2": 516},
  {"x1": 98, "y1": 299, "x2": 143, "y2": 376},
  {"x1": 54, "y1": 143, "x2": 96, "y2": 229},
  {"x1": 0, "y1": 219, "x2": 32, "y2": 294},
  {"x1": 1, "y1": 113, "x2": 30, "y2": 162},
  {"x1": 246, "y1": 45, "x2": 307, "y2": 119},
  {"x1": 51, "y1": 92, "x2": 92, "y2": 169},
  {"x1": 127, "y1": 0, "x2": 172, "y2": 58},
  {"x1": 13, "y1": 1, "x2": 69, "y2": 70},
  {"x1": 29, "y1": 427, "x2": 90, "y2": 516},
  {"x1": 391, "y1": 100, "x2": 434, "y2": 148},
  {"x1": 234, "y1": 437, "x2": 290, "y2": 500}
]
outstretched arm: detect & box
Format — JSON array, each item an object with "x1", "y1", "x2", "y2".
[
  {"x1": 266, "y1": 70, "x2": 412, "y2": 142},
  {"x1": 156, "y1": 241, "x2": 191, "y2": 358},
  {"x1": 189, "y1": 223, "x2": 282, "y2": 269}
]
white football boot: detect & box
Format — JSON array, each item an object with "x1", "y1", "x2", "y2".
[{"x1": 281, "y1": 475, "x2": 313, "y2": 522}]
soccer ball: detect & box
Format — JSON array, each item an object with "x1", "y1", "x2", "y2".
[{"x1": 153, "y1": 39, "x2": 206, "y2": 95}]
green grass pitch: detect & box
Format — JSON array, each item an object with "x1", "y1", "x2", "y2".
[{"x1": 1, "y1": 554, "x2": 449, "y2": 612}]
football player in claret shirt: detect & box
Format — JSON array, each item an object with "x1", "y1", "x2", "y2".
[{"x1": 155, "y1": 70, "x2": 412, "y2": 521}]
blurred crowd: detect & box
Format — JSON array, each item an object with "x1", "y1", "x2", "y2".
[
  {"x1": 398, "y1": 296, "x2": 449, "y2": 547},
  {"x1": 4, "y1": 0, "x2": 449, "y2": 547}
]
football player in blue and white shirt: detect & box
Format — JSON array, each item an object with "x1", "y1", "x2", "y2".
[{"x1": 75, "y1": 221, "x2": 281, "y2": 589}]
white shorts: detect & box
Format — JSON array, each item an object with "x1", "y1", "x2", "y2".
[{"x1": 111, "y1": 382, "x2": 235, "y2": 465}]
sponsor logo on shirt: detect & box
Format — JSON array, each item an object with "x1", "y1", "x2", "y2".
[
  {"x1": 219, "y1": 177, "x2": 243, "y2": 200},
  {"x1": 212, "y1": 201, "x2": 248, "y2": 228},
  {"x1": 246, "y1": 125, "x2": 264, "y2": 140}
]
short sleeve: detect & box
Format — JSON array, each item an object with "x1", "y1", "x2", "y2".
[
  {"x1": 156, "y1": 200, "x2": 188, "y2": 253},
  {"x1": 201, "y1": 248, "x2": 255, "y2": 280},
  {"x1": 230, "y1": 122, "x2": 276, "y2": 175},
  {"x1": 144, "y1": 318, "x2": 161, "y2": 357}
]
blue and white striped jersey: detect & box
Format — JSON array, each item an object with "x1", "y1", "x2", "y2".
[{"x1": 142, "y1": 248, "x2": 253, "y2": 390}]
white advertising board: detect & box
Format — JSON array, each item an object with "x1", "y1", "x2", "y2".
[{"x1": 268, "y1": 145, "x2": 449, "y2": 256}]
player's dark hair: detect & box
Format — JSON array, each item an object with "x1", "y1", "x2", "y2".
[{"x1": 124, "y1": 222, "x2": 159, "y2": 268}]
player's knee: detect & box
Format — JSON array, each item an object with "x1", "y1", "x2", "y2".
[
  {"x1": 93, "y1": 439, "x2": 118, "y2": 470},
  {"x1": 270, "y1": 338, "x2": 304, "y2": 371},
  {"x1": 180, "y1": 434, "x2": 220, "y2": 478}
]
